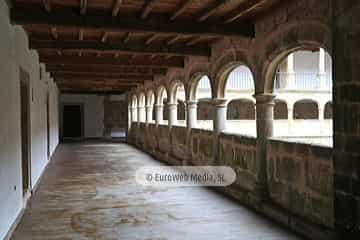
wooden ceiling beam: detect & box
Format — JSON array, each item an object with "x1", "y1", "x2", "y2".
[
  {"x1": 141, "y1": 0, "x2": 156, "y2": 19},
  {"x1": 30, "y1": 39, "x2": 210, "y2": 57},
  {"x1": 39, "y1": 55, "x2": 184, "y2": 68},
  {"x1": 198, "y1": 0, "x2": 228, "y2": 22},
  {"x1": 11, "y1": 7, "x2": 255, "y2": 38},
  {"x1": 224, "y1": 0, "x2": 267, "y2": 23},
  {"x1": 60, "y1": 89, "x2": 130, "y2": 94},
  {"x1": 170, "y1": 0, "x2": 192, "y2": 21},
  {"x1": 46, "y1": 65, "x2": 167, "y2": 75},
  {"x1": 53, "y1": 72, "x2": 153, "y2": 81},
  {"x1": 112, "y1": 0, "x2": 123, "y2": 17}
]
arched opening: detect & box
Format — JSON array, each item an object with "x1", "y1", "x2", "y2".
[
  {"x1": 169, "y1": 81, "x2": 186, "y2": 126},
  {"x1": 156, "y1": 86, "x2": 168, "y2": 125},
  {"x1": 224, "y1": 65, "x2": 256, "y2": 136},
  {"x1": 146, "y1": 90, "x2": 155, "y2": 123},
  {"x1": 131, "y1": 95, "x2": 138, "y2": 122},
  {"x1": 271, "y1": 48, "x2": 333, "y2": 146},
  {"x1": 293, "y1": 99, "x2": 319, "y2": 119},
  {"x1": 227, "y1": 99, "x2": 255, "y2": 120},
  {"x1": 193, "y1": 75, "x2": 212, "y2": 130},
  {"x1": 274, "y1": 99, "x2": 288, "y2": 120},
  {"x1": 138, "y1": 93, "x2": 146, "y2": 123},
  {"x1": 324, "y1": 101, "x2": 332, "y2": 119}
]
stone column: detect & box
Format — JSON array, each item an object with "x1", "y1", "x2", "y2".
[
  {"x1": 146, "y1": 105, "x2": 153, "y2": 123},
  {"x1": 318, "y1": 104, "x2": 325, "y2": 121},
  {"x1": 154, "y1": 104, "x2": 163, "y2": 126},
  {"x1": 318, "y1": 48, "x2": 327, "y2": 89},
  {"x1": 212, "y1": 98, "x2": 227, "y2": 134},
  {"x1": 128, "y1": 105, "x2": 132, "y2": 129},
  {"x1": 131, "y1": 107, "x2": 138, "y2": 123},
  {"x1": 168, "y1": 103, "x2": 178, "y2": 128},
  {"x1": 186, "y1": 100, "x2": 197, "y2": 129},
  {"x1": 254, "y1": 93, "x2": 275, "y2": 201},
  {"x1": 138, "y1": 106, "x2": 146, "y2": 123},
  {"x1": 286, "y1": 53, "x2": 296, "y2": 89}
]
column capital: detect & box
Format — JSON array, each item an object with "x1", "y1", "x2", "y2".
[
  {"x1": 167, "y1": 103, "x2": 178, "y2": 110},
  {"x1": 253, "y1": 93, "x2": 276, "y2": 104},
  {"x1": 138, "y1": 106, "x2": 145, "y2": 110},
  {"x1": 186, "y1": 100, "x2": 198, "y2": 106},
  {"x1": 212, "y1": 98, "x2": 227, "y2": 107},
  {"x1": 146, "y1": 105, "x2": 153, "y2": 109},
  {"x1": 154, "y1": 104, "x2": 163, "y2": 108}
]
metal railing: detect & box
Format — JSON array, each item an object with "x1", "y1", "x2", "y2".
[{"x1": 274, "y1": 72, "x2": 332, "y2": 90}]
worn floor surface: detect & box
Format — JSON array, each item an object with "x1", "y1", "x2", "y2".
[{"x1": 11, "y1": 142, "x2": 303, "y2": 240}]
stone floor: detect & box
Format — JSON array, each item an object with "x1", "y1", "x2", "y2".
[{"x1": 11, "y1": 141, "x2": 303, "y2": 240}]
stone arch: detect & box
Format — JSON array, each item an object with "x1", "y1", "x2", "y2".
[
  {"x1": 274, "y1": 99, "x2": 288, "y2": 120},
  {"x1": 132, "y1": 95, "x2": 138, "y2": 107},
  {"x1": 324, "y1": 101, "x2": 332, "y2": 119},
  {"x1": 227, "y1": 98, "x2": 256, "y2": 120},
  {"x1": 138, "y1": 92, "x2": 146, "y2": 107},
  {"x1": 155, "y1": 85, "x2": 168, "y2": 105},
  {"x1": 213, "y1": 50, "x2": 255, "y2": 99},
  {"x1": 188, "y1": 73, "x2": 213, "y2": 101},
  {"x1": 169, "y1": 79, "x2": 186, "y2": 104},
  {"x1": 146, "y1": 90, "x2": 155, "y2": 106},
  {"x1": 261, "y1": 21, "x2": 332, "y2": 94},
  {"x1": 293, "y1": 99, "x2": 319, "y2": 119}
]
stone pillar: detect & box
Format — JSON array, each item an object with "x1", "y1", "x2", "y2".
[
  {"x1": 318, "y1": 104, "x2": 325, "y2": 121},
  {"x1": 154, "y1": 104, "x2": 163, "y2": 126},
  {"x1": 318, "y1": 48, "x2": 327, "y2": 89},
  {"x1": 146, "y1": 105, "x2": 153, "y2": 123},
  {"x1": 254, "y1": 93, "x2": 275, "y2": 200},
  {"x1": 285, "y1": 53, "x2": 296, "y2": 89},
  {"x1": 186, "y1": 100, "x2": 197, "y2": 129},
  {"x1": 212, "y1": 98, "x2": 227, "y2": 134},
  {"x1": 128, "y1": 105, "x2": 132, "y2": 129},
  {"x1": 138, "y1": 106, "x2": 146, "y2": 123},
  {"x1": 131, "y1": 107, "x2": 137, "y2": 122},
  {"x1": 287, "y1": 106, "x2": 294, "y2": 135},
  {"x1": 168, "y1": 103, "x2": 178, "y2": 128}
]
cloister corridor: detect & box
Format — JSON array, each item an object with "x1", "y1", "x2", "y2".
[{"x1": 10, "y1": 141, "x2": 302, "y2": 240}]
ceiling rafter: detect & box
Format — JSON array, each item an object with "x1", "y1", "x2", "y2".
[
  {"x1": 224, "y1": 0, "x2": 267, "y2": 23},
  {"x1": 198, "y1": 0, "x2": 229, "y2": 22},
  {"x1": 11, "y1": 7, "x2": 255, "y2": 38},
  {"x1": 141, "y1": 0, "x2": 156, "y2": 19},
  {"x1": 170, "y1": 0, "x2": 192, "y2": 21},
  {"x1": 145, "y1": 33, "x2": 158, "y2": 45},
  {"x1": 112, "y1": 0, "x2": 123, "y2": 17},
  {"x1": 30, "y1": 39, "x2": 211, "y2": 57},
  {"x1": 50, "y1": 27, "x2": 58, "y2": 39}
]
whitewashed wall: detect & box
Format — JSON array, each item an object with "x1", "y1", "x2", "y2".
[{"x1": 0, "y1": 1, "x2": 59, "y2": 238}]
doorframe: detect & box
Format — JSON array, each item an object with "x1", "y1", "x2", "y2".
[
  {"x1": 60, "y1": 103, "x2": 84, "y2": 141},
  {"x1": 19, "y1": 67, "x2": 32, "y2": 198}
]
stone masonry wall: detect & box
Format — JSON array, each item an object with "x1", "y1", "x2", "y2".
[{"x1": 267, "y1": 140, "x2": 334, "y2": 228}]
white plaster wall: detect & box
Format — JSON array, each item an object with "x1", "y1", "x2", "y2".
[
  {"x1": 60, "y1": 94, "x2": 104, "y2": 138},
  {"x1": 0, "y1": 1, "x2": 59, "y2": 238},
  {"x1": 0, "y1": 1, "x2": 22, "y2": 238},
  {"x1": 294, "y1": 50, "x2": 332, "y2": 74}
]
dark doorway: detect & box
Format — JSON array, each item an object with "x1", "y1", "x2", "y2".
[
  {"x1": 20, "y1": 68, "x2": 31, "y2": 196},
  {"x1": 63, "y1": 105, "x2": 83, "y2": 139}
]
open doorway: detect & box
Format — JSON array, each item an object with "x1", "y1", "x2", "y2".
[
  {"x1": 20, "y1": 68, "x2": 31, "y2": 197},
  {"x1": 62, "y1": 104, "x2": 84, "y2": 141}
]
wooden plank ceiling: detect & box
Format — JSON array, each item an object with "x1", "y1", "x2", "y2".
[{"x1": 11, "y1": 0, "x2": 282, "y2": 94}]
